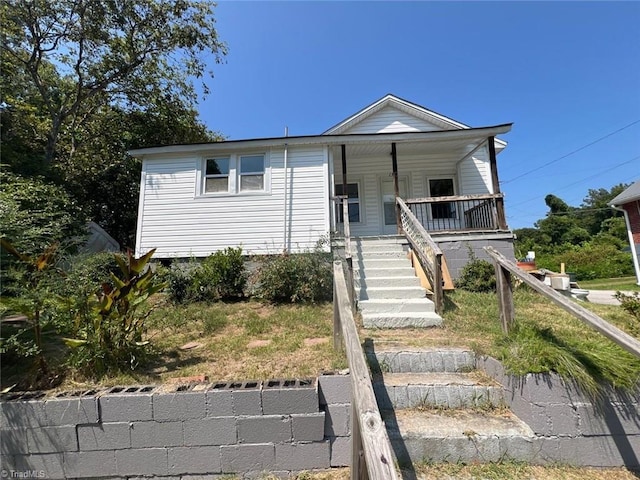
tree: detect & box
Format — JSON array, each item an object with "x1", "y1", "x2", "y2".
[
  {"x1": 1, "y1": 0, "x2": 227, "y2": 166},
  {"x1": 578, "y1": 184, "x2": 628, "y2": 236}
]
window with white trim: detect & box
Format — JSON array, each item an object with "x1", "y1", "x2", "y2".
[
  {"x1": 204, "y1": 157, "x2": 230, "y2": 193},
  {"x1": 335, "y1": 183, "x2": 361, "y2": 223},
  {"x1": 239, "y1": 154, "x2": 265, "y2": 192}
]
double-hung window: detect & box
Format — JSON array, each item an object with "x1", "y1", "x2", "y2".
[
  {"x1": 335, "y1": 183, "x2": 361, "y2": 223},
  {"x1": 204, "y1": 158, "x2": 230, "y2": 193},
  {"x1": 239, "y1": 155, "x2": 265, "y2": 192}
]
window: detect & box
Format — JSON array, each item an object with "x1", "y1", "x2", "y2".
[
  {"x1": 239, "y1": 155, "x2": 265, "y2": 191},
  {"x1": 335, "y1": 183, "x2": 360, "y2": 223},
  {"x1": 204, "y1": 158, "x2": 230, "y2": 193},
  {"x1": 429, "y1": 178, "x2": 456, "y2": 219}
]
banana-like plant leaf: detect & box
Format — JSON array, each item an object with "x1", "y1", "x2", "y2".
[
  {"x1": 110, "y1": 272, "x2": 126, "y2": 289},
  {"x1": 114, "y1": 253, "x2": 129, "y2": 278},
  {"x1": 62, "y1": 338, "x2": 88, "y2": 348},
  {"x1": 1, "y1": 238, "x2": 31, "y2": 262},
  {"x1": 1, "y1": 385, "x2": 17, "y2": 394}
]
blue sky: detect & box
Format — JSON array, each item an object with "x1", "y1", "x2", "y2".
[{"x1": 198, "y1": 1, "x2": 640, "y2": 229}]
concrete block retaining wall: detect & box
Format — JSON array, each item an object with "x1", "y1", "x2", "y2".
[
  {"x1": 434, "y1": 235, "x2": 515, "y2": 280},
  {"x1": 0, "y1": 374, "x2": 352, "y2": 479},
  {"x1": 478, "y1": 355, "x2": 640, "y2": 468}
]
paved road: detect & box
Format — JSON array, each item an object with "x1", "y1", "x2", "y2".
[{"x1": 586, "y1": 290, "x2": 637, "y2": 306}]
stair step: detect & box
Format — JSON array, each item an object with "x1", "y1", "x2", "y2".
[
  {"x1": 354, "y1": 267, "x2": 416, "y2": 279},
  {"x1": 353, "y1": 258, "x2": 410, "y2": 269},
  {"x1": 366, "y1": 348, "x2": 475, "y2": 373},
  {"x1": 373, "y1": 372, "x2": 504, "y2": 410},
  {"x1": 362, "y1": 312, "x2": 442, "y2": 329},
  {"x1": 354, "y1": 242, "x2": 406, "y2": 251},
  {"x1": 358, "y1": 286, "x2": 427, "y2": 300},
  {"x1": 359, "y1": 298, "x2": 436, "y2": 314},
  {"x1": 354, "y1": 247, "x2": 408, "y2": 260},
  {"x1": 386, "y1": 409, "x2": 537, "y2": 464},
  {"x1": 355, "y1": 276, "x2": 421, "y2": 289}
]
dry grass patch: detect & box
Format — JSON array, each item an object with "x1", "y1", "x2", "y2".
[{"x1": 412, "y1": 463, "x2": 638, "y2": 480}]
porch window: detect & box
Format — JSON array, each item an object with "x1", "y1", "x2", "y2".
[
  {"x1": 335, "y1": 183, "x2": 360, "y2": 223},
  {"x1": 204, "y1": 158, "x2": 230, "y2": 193},
  {"x1": 240, "y1": 155, "x2": 265, "y2": 191},
  {"x1": 429, "y1": 178, "x2": 456, "y2": 219}
]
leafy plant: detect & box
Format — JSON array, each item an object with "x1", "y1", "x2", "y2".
[
  {"x1": 455, "y1": 247, "x2": 496, "y2": 293},
  {"x1": 0, "y1": 239, "x2": 62, "y2": 374},
  {"x1": 256, "y1": 248, "x2": 333, "y2": 303},
  {"x1": 64, "y1": 249, "x2": 165, "y2": 377},
  {"x1": 615, "y1": 291, "x2": 640, "y2": 336}
]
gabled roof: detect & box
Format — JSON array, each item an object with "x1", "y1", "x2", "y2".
[
  {"x1": 322, "y1": 93, "x2": 507, "y2": 149},
  {"x1": 609, "y1": 180, "x2": 640, "y2": 206}
]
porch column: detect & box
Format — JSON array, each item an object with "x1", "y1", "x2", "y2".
[
  {"x1": 391, "y1": 142, "x2": 402, "y2": 234},
  {"x1": 488, "y1": 136, "x2": 508, "y2": 230}
]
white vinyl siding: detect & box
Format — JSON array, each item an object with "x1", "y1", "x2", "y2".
[
  {"x1": 341, "y1": 105, "x2": 442, "y2": 134},
  {"x1": 136, "y1": 146, "x2": 328, "y2": 258}
]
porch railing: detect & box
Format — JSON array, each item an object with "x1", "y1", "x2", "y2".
[
  {"x1": 405, "y1": 193, "x2": 506, "y2": 232},
  {"x1": 397, "y1": 197, "x2": 444, "y2": 314}
]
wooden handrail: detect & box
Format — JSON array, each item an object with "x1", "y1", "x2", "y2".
[
  {"x1": 406, "y1": 193, "x2": 503, "y2": 204},
  {"x1": 484, "y1": 246, "x2": 640, "y2": 358},
  {"x1": 397, "y1": 197, "x2": 444, "y2": 313},
  {"x1": 333, "y1": 262, "x2": 400, "y2": 480},
  {"x1": 341, "y1": 197, "x2": 356, "y2": 310}
]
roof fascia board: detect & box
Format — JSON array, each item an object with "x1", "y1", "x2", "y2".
[{"x1": 129, "y1": 124, "x2": 513, "y2": 158}]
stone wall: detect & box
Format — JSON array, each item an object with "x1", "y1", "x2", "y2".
[
  {"x1": 478, "y1": 355, "x2": 640, "y2": 468},
  {"x1": 0, "y1": 374, "x2": 352, "y2": 479}
]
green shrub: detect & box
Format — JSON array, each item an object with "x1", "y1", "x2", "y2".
[
  {"x1": 163, "y1": 248, "x2": 247, "y2": 304},
  {"x1": 455, "y1": 249, "x2": 496, "y2": 293},
  {"x1": 537, "y1": 242, "x2": 634, "y2": 281},
  {"x1": 256, "y1": 250, "x2": 332, "y2": 303},
  {"x1": 615, "y1": 291, "x2": 640, "y2": 336}
]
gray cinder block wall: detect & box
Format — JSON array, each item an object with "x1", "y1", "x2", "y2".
[
  {"x1": 478, "y1": 355, "x2": 640, "y2": 469},
  {"x1": 0, "y1": 375, "x2": 352, "y2": 479},
  {"x1": 434, "y1": 235, "x2": 515, "y2": 280}
]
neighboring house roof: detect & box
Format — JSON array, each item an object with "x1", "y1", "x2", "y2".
[
  {"x1": 322, "y1": 93, "x2": 507, "y2": 150},
  {"x1": 128, "y1": 123, "x2": 512, "y2": 158},
  {"x1": 609, "y1": 180, "x2": 640, "y2": 206}
]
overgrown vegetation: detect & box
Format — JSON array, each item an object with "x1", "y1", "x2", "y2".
[
  {"x1": 514, "y1": 186, "x2": 635, "y2": 280},
  {"x1": 454, "y1": 248, "x2": 496, "y2": 293},
  {"x1": 615, "y1": 291, "x2": 640, "y2": 336},
  {"x1": 163, "y1": 248, "x2": 247, "y2": 304},
  {"x1": 255, "y1": 246, "x2": 333, "y2": 303}
]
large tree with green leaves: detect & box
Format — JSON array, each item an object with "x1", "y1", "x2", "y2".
[{"x1": 1, "y1": 0, "x2": 227, "y2": 167}]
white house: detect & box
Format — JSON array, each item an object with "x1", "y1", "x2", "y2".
[{"x1": 130, "y1": 94, "x2": 515, "y2": 278}]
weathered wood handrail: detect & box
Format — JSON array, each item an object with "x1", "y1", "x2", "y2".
[
  {"x1": 333, "y1": 261, "x2": 400, "y2": 480},
  {"x1": 397, "y1": 197, "x2": 444, "y2": 313},
  {"x1": 341, "y1": 196, "x2": 356, "y2": 311},
  {"x1": 484, "y1": 246, "x2": 640, "y2": 358}
]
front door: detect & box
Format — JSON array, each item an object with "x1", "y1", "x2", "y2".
[{"x1": 381, "y1": 177, "x2": 407, "y2": 235}]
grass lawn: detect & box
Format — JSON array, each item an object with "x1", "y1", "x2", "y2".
[
  {"x1": 364, "y1": 287, "x2": 640, "y2": 393},
  {"x1": 579, "y1": 276, "x2": 640, "y2": 291},
  {"x1": 0, "y1": 298, "x2": 347, "y2": 392}
]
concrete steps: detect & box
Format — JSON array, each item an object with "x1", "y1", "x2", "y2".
[
  {"x1": 366, "y1": 346, "x2": 537, "y2": 466},
  {"x1": 353, "y1": 237, "x2": 442, "y2": 329}
]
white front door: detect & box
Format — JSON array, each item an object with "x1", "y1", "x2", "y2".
[{"x1": 380, "y1": 177, "x2": 407, "y2": 235}]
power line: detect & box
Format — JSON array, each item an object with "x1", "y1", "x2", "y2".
[
  {"x1": 503, "y1": 119, "x2": 640, "y2": 184},
  {"x1": 508, "y1": 153, "x2": 640, "y2": 208}
]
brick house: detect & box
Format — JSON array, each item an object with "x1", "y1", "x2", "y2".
[{"x1": 609, "y1": 179, "x2": 640, "y2": 285}]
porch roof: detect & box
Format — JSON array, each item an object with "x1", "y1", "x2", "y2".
[{"x1": 128, "y1": 123, "x2": 512, "y2": 158}]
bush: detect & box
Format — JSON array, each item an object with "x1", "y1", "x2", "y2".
[
  {"x1": 455, "y1": 249, "x2": 496, "y2": 293},
  {"x1": 615, "y1": 291, "x2": 640, "y2": 336},
  {"x1": 256, "y1": 250, "x2": 332, "y2": 303},
  {"x1": 539, "y1": 242, "x2": 634, "y2": 281},
  {"x1": 164, "y1": 247, "x2": 247, "y2": 304}
]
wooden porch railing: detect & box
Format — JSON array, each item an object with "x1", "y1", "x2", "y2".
[
  {"x1": 333, "y1": 261, "x2": 400, "y2": 480},
  {"x1": 484, "y1": 246, "x2": 640, "y2": 358},
  {"x1": 405, "y1": 193, "x2": 506, "y2": 232},
  {"x1": 397, "y1": 197, "x2": 444, "y2": 314}
]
